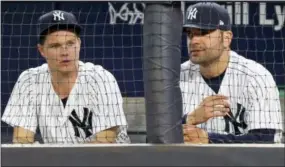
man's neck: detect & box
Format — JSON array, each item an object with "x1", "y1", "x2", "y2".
[
  {"x1": 51, "y1": 71, "x2": 78, "y2": 99},
  {"x1": 200, "y1": 51, "x2": 230, "y2": 79}
]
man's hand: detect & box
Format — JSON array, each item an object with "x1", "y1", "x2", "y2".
[
  {"x1": 13, "y1": 127, "x2": 35, "y2": 144},
  {"x1": 186, "y1": 95, "x2": 230, "y2": 125},
  {"x1": 183, "y1": 124, "x2": 209, "y2": 144},
  {"x1": 89, "y1": 126, "x2": 118, "y2": 144}
]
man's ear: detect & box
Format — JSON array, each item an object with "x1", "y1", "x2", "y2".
[
  {"x1": 223, "y1": 31, "x2": 233, "y2": 49},
  {"x1": 37, "y1": 44, "x2": 46, "y2": 59},
  {"x1": 78, "y1": 37, "x2": 81, "y2": 46}
]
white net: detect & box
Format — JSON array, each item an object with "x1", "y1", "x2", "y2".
[{"x1": 1, "y1": 1, "x2": 284, "y2": 144}]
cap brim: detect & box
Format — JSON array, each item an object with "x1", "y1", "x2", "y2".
[
  {"x1": 40, "y1": 23, "x2": 82, "y2": 36},
  {"x1": 183, "y1": 24, "x2": 217, "y2": 32}
]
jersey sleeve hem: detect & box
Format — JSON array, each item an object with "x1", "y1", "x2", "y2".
[{"x1": 1, "y1": 117, "x2": 37, "y2": 134}]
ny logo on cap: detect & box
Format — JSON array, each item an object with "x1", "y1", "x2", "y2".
[
  {"x1": 53, "y1": 11, "x2": 65, "y2": 21},
  {"x1": 187, "y1": 7, "x2": 198, "y2": 20}
]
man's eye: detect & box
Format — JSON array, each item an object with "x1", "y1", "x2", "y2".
[
  {"x1": 200, "y1": 29, "x2": 215, "y2": 35},
  {"x1": 67, "y1": 41, "x2": 75, "y2": 45},
  {"x1": 49, "y1": 44, "x2": 60, "y2": 48},
  {"x1": 200, "y1": 30, "x2": 210, "y2": 35},
  {"x1": 187, "y1": 30, "x2": 210, "y2": 37}
]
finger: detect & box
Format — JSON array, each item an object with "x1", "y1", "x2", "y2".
[
  {"x1": 184, "y1": 135, "x2": 191, "y2": 142},
  {"x1": 212, "y1": 105, "x2": 230, "y2": 116},
  {"x1": 212, "y1": 111, "x2": 228, "y2": 117},
  {"x1": 183, "y1": 124, "x2": 197, "y2": 129},
  {"x1": 183, "y1": 124, "x2": 197, "y2": 134},
  {"x1": 213, "y1": 105, "x2": 230, "y2": 112},
  {"x1": 203, "y1": 97, "x2": 228, "y2": 106},
  {"x1": 214, "y1": 99, "x2": 230, "y2": 106},
  {"x1": 204, "y1": 99, "x2": 230, "y2": 107},
  {"x1": 183, "y1": 125, "x2": 190, "y2": 135},
  {"x1": 203, "y1": 99, "x2": 223, "y2": 107},
  {"x1": 203, "y1": 95, "x2": 228, "y2": 103},
  {"x1": 223, "y1": 101, "x2": 230, "y2": 108},
  {"x1": 183, "y1": 128, "x2": 188, "y2": 135}
]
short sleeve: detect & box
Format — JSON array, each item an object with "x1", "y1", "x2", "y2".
[
  {"x1": 245, "y1": 71, "x2": 283, "y2": 133},
  {"x1": 1, "y1": 71, "x2": 38, "y2": 133},
  {"x1": 87, "y1": 66, "x2": 129, "y2": 142}
]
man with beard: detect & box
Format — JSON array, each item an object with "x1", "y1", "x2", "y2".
[{"x1": 181, "y1": 2, "x2": 283, "y2": 144}]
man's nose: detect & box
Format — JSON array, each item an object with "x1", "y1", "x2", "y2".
[
  {"x1": 189, "y1": 35, "x2": 201, "y2": 45},
  {"x1": 59, "y1": 45, "x2": 68, "y2": 56}
]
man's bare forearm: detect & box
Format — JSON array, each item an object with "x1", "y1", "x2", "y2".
[{"x1": 13, "y1": 127, "x2": 35, "y2": 144}]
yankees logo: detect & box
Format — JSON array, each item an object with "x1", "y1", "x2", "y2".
[
  {"x1": 69, "y1": 108, "x2": 93, "y2": 138},
  {"x1": 187, "y1": 7, "x2": 198, "y2": 20},
  {"x1": 53, "y1": 11, "x2": 65, "y2": 21},
  {"x1": 224, "y1": 103, "x2": 248, "y2": 135}
]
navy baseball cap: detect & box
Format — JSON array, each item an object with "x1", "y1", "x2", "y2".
[
  {"x1": 37, "y1": 10, "x2": 82, "y2": 43},
  {"x1": 183, "y1": 2, "x2": 231, "y2": 31}
]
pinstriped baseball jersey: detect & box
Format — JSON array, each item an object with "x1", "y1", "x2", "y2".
[
  {"x1": 2, "y1": 61, "x2": 130, "y2": 144},
  {"x1": 180, "y1": 51, "x2": 283, "y2": 142}
]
